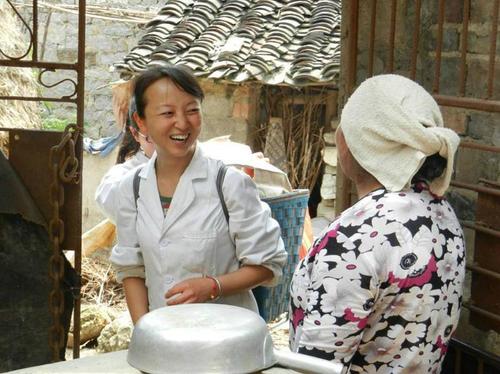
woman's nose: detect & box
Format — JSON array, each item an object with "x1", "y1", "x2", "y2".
[{"x1": 175, "y1": 113, "x2": 189, "y2": 129}]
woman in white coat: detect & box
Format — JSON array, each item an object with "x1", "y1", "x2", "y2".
[
  {"x1": 95, "y1": 98, "x2": 155, "y2": 222},
  {"x1": 110, "y1": 66, "x2": 287, "y2": 324}
]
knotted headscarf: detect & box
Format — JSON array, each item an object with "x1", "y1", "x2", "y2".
[{"x1": 340, "y1": 74, "x2": 460, "y2": 196}]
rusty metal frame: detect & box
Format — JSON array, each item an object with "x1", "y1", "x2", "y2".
[
  {"x1": 0, "y1": 0, "x2": 85, "y2": 360},
  {"x1": 338, "y1": 0, "x2": 500, "y2": 353}
]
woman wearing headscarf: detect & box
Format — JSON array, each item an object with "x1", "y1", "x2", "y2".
[{"x1": 289, "y1": 75, "x2": 465, "y2": 373}]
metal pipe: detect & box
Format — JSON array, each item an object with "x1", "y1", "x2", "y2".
[
  {"x1": 274, "y1": 349, "x2": 344, "y2": 374},
  {"x1": 466, "y1": 263, "x2": 500, "y2": 281},
  {"x1": 347, "y1": 0, "x2": 359, "y2": 94},
  {"x1": 72, "y1": 0, "x2": 86, "y2": 360},
  {"x1": 478, "y1": 178, "x2": 500, "y2": 189},
  {"x1": 461, "y1": 221, "x2": 500, "y2": 239},
  {"x1": 478, "y1": 359, "x2": 484, "y2": 374},
  {"x1": 33, "y1": 0, "x2": 38, "y2": 61},
  {"x1": 433, "y1": 0, "x2": 445, "y2": 93},
  {"x1": 337, "y1": 0, "x2": 359, "y2": 215},
  {"x1": 487, "y1": 0, "x2": 499, "y2": 98},
  {"x1": 368, "y1": 0, "x2": 377, "y2": 77},
  {"x1": 451, "y1": 180, "x2": 500, "y2": 197},
  {"x1": 454, "y1": 347, "x2": 462, "y2": 374},
  {"x1": 0, "y1": 96, "x2": 77, "y2": 103},
  {"x1": 459, "y1": 0, "x2": 470, "y2": 96},
  {"x1": 0, "y1": 59, "x2": 78, "y2": 70},
  {"x1": 460, "y1": 141, "x2": 500, "y2": 154},
  {"x1": 434, "y1": 94, "x2": 500, "y2": 113},
  {"x1": 388, "y1": 0, "x2": 397, "y2": 72},
  {"x1": 410, "y1": 0, "x2": 422, "y2": 80},
  {"x1": 463, "y1": 302, "x2": 500, "y2": 324}
]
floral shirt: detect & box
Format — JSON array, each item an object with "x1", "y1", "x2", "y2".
[{"x1": 289, "y1": 183, "x2": 465, "y2": 373}]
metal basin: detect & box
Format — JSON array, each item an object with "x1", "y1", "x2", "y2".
[
  {"x1": 128, "y1": 304, "x2": 275, "y2": 373},
  {"x1": 127, "y1": 304, "x2": 344, "y2": 374}
]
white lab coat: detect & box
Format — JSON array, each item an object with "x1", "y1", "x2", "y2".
[
  {"x1": 110, "y1": 145, "x2": 287, "y2": 312},
  {"x1": 95, "y1": 152, "x2": 149, "y2": 222}
]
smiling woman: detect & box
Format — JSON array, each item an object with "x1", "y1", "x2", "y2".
[{"x1": 110, "y1": 65, "x2": 287, "y2": 325}]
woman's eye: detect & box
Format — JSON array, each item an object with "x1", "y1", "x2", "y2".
[
  {"x1": 162, "y1": 112, "x2": 173, "y2": 117},
  {"x1": 188, "y1": 108, "x2": 200, "y2": 114}
]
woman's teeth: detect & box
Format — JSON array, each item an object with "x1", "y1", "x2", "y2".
[{"x1": 170, "y1": 134, "x2": 189, "y2": 141}]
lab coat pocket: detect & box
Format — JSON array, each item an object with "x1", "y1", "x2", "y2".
[{"x1": 170, "y1": 230, "x2": 217, "y2": 276}]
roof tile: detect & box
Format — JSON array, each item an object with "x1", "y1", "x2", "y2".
[{"x1": 114, "y1": 0, "x2": 341, "y2": 85}]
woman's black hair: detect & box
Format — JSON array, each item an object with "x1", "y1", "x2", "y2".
[
  {"x1": 411, "y1": 153, "x2": 447, "y2": 184},
  {"x1": 116, "y1": 97, "x2": 140, "y2": 164},
  {"x1": 133, "y1": 65, "x2": 204, "y2": 118}
]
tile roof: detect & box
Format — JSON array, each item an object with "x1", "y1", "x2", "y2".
[{"x1": 113, "y1": 0, "x2": 341, "y2": 86}]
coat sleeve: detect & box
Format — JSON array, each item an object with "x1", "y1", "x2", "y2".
[
  {"x1": 109, "y1": 169, "x2": 145, "y2": 281},
  {"x1": 223, "y1": 168, "x2": 287, "y2": 286},
  {"x1": 95, "y1": 153, "x2": 148, "y2": 223}
]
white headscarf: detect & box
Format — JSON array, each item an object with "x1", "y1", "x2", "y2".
[{"x1": 340, "y1": 74, "x2": 460, "y2": 196}]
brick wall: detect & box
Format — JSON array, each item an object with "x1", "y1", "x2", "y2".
[{"x1": 339, "y1": 0, "x2": 500, "y2": 355}]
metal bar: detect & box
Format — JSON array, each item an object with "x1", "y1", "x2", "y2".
[
  {"x1": 460, "y1": 141, "x2": 500, "y2": 153},
  {"x1": 478, "y1": 359, "x2": 484, "y2": 374},
  {"x1": 487, "y1": 0, "x2": 499, "y2": 98},
  {"x1": 0, "y1": 59, "x2": 78, "y2": 70},
  {"x1": 466, "y1": 263, "x2": 500, "y2": 281},
  {"x1": 459, "y1": 0, "x2": 470, "y2": 96},
  {"x1": 347, "y1": 0, "x2": 359, "y2": 94},
  {"x1": 33, "y1": 0, "x2": 38, "y2": 61},
  {"x1": 410, "y1": 0, "x2": 422, "y2": 80},
  {"x1": 478, "y1": 178, "x2": 500, "y2": 189},
  {"x1": 464, "y1": 302, "x2": 500, "y2": 324},
  {"x1": 72, "y1": 0, "x2": 86, "y2": 359},
  {"x1": 450, "y1": 339, "x2": 500, "y2": 370},
  {"x1": 433, "y1": 0, "x2": 445, "y2": 93},
  {"x1": 454, "y1": 347, "x2": 462, "y2": 374},
  {"x1": 434, "y1": 94, "x2": 500, "y2": 113},
  {"x1": 388, "y1": 0, "x2": 397, "y2": 72},
  {"x1": 368, "y1": 0, "x2": 377, "y2": 77},
  {"x1": 451, "y1": 180, "x2": 500, "y2": 197},
  {"x1": 461, "y1": 221, "x2": 500, "y2": 239},
  {"x1": 337, "y1": 0, "x2": 359, "y2": 215},
  {"x1": 0, "y1": 96, "x2": 77, "y2": 103}
]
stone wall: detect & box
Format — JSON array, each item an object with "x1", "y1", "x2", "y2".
[
  {"x1": 25, "y1": 0, "x2": 255, "y2": 143},
  {"x1": 340, "y1": 0, "x2": 500, "y2": 356},
  {"x1": 21, "y1": 0, "x2": 161, "y2": 137}
]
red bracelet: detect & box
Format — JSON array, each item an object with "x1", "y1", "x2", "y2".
[{"x1": 204, "y1": 275, "x2": 221, "y2": 301}]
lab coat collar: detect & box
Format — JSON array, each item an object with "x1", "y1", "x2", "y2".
[
  {"x1": 138, "y1": 144, "x2": 209, "y2": 236},
  {"x1": 161, "y1": 144, "x2": 208, "y2": 234}
]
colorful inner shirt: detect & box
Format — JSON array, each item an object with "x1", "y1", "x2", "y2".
[
  {"x1": 289, "y1": 183, "x2": 466, "y2": 373},
  {"x1": 160, "y1": 195, "x2": 172, "y2": 217}
]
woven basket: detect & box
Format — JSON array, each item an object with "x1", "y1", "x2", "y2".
[{"x1": 253, "y1": 189, "x2": 309, "y2": 322}]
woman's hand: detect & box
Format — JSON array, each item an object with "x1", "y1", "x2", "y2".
[{"x1": 165, "y1": 277, "x2": 214, "y2": 305}]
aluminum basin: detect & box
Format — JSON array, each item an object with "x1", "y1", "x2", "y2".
[{"x1": 127, "y1": 304, "x2": 276, "y2": 374}]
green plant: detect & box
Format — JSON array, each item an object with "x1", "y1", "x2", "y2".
[{"x1": 41, "y1": 117, "x2": 73, "y2": 131}]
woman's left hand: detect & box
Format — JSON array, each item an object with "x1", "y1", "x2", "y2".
[{"x1": 165, "y1": 277, "x2": 213, "y2": 305}]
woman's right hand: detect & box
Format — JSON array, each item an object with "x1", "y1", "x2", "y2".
[{"x1": 165, "y1": 277, "x2": 216, "y2": 305}]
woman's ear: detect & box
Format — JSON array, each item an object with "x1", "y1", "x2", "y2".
[
  {"x1": 129, "y1": 126, "x2": 141, "y2": 143},
  {"x1": 133, "y1": 112, "x2": 147, "y2": 134}
]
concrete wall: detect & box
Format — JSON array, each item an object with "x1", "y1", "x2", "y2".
[{"x1": 340, "y1": 0, "x2": 500, "y2": 355}]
